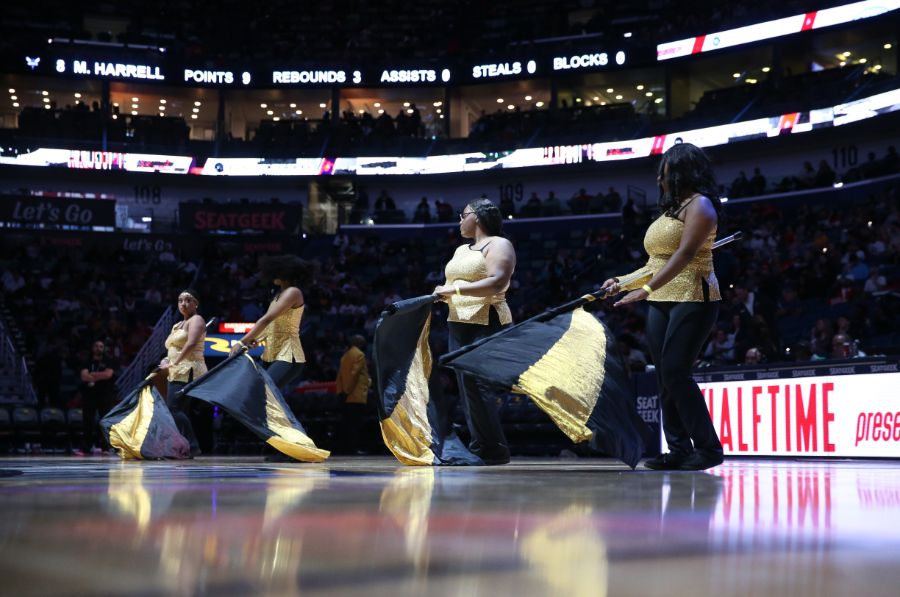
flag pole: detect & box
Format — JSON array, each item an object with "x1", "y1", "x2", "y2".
[{"x1": 439, "y1": 231, "x2": 743, "y2": 365}]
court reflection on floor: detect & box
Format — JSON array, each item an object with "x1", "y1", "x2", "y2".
[{"x1": 3, "y1": 459, "x2": 900, "y2": 596}]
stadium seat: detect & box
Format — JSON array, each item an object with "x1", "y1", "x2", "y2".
[
  {"x1": 12, "y1": 406, "x2": 40, "y2": 452},
  {"x1": 40, "y1": 408, "x2": 68, "y2": 453}
]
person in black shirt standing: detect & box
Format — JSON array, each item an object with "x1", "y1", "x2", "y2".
[{"x1": 74, "y1": 340, "x2": 116, "y2": 456}]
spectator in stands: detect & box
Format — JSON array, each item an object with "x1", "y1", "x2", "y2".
[
  {"x1": 797, "y1": 161, "x2": 816, "y2": 188},
  {"x1": 413, "y1": 197, "x2": 432, "y2": 223},
  {"x1": 335, "y1": 334, "x2": 371, "y2": 454},
  {"x1": 703, "y1": 328, "x2": 735, "y2": 365},
  {"x1": 749, "y1": 167, "x2": 767, "y2": 196},
  {"x1": 432, "y1": 198, "x2": 516, "y2": 465},
  {"x1": 568, "y1": 188, "x2": 590, "y2": 214},
  {"x1": 743, "y1": 347, "x2": 763, "y2": 366},
  {"x1": 730, "y1": 171, "x2": 750, "y2": 198},
  {"x1": 605, "y1": 187, "x2": 623, "y2": 212},
  {"x1": 158, "y1": 289, "x2": 206, "y2": 457},
  {"x1": 375, "y1": 190, "x2": 396, "y2": 211},
  {"x1": 814, "y1": 160, "x2": 836, "y2": 187},
  {"x1": 522, "y1": 192, "x2": 543, "y2": 217},
  {"x1": 74, "y1": 340, "x2": 116, "y2": 456},
  {"x1": 542, "y1": 191, "x2": 561, "y2": 216}
]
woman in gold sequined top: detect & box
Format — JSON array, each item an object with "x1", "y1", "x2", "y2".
[
  {"x1": 432, "y1": 198, "x2": 516, "y2": 465},
  {"x1": 601, "y1": 143, "x2": 724, "y2": 471},
  {"x1": 230, "y1": 255, "x2": 311, "y2": 394},
  {"x1": 159, "y1": 289, "x2": 207, "y2": 456}
]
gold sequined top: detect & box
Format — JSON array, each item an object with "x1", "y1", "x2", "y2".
[
  {"x1": 164, "y1": 322, "x2": 208, "y2": 383},
  {"x1": 444, "y1": 243, "x2": 513, "y2": 325},
  {"x1": 620, "y1": 214, "x2": 721, "y2": 302},
  {"x1": 261, "y1": 300, "x2": 306, "y2": 363}
]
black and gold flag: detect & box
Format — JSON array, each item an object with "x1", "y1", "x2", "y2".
[
  {"x1": 180, "y1": 353, "x2": 329, "y2": 462},
  {"x1": 441, "y1": 306, "x2": 650, "y2": 468},
  {"x1": 100, "y1": 377, "x2": 191, "y2": 460},
  {"x1": 374, "y1": 295, "x2": 483, "y2": 466}
]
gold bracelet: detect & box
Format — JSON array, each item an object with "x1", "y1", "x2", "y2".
[
  {"x1": 454, "y1": 284, "x2": 462, "y2": 296},
  {"x1": 641, "y1": 284, "x2": 653, "y2": 295}
]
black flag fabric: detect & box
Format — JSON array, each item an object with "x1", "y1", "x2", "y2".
[
  {"x1": 441, "y1": 306, "x2": 651, "y2": 469},
  {"x1": 374, "y1": 295, "x2": 483, "y2": 466},
  {"x1": 180, "y1": 353, "x2": 329, "y2": 462},
  {"x1": 100, "y1": 376, "x2": 191, "y2": 460}
]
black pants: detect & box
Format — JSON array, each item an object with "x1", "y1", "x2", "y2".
[
  {"x1": 448, "y1": 307, "x2": 511, "y2": 463},
  {"x1": 167, "y1": 380, "x2": 200, "y2": 455},
  {"x1": 646, "y1": 301, "x2": 722, "y2": 458},
  {"x1": 82, "y1": 391, "x2": 113, "y2": 452},
  {"x1": 265, "y1": 361, "x2": 305, "y2": 394}
]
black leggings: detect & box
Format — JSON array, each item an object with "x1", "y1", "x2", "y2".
[
  {"x1": 167, "y1": 380, "x2": 200, "y2": 455},
  {"x1": 265, "y1": 361, "x2": 305, "y2": 393},
  {"x1": 646, "y1": 301, "x2": 722, "y2": 458},
  {"x1": 447, "y1": 307, "x2": 510, "y2": 463}
]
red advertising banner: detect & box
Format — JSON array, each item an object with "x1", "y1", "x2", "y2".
[{"x1": 660, "y1": 373, "x2": 900, "y2": 457}]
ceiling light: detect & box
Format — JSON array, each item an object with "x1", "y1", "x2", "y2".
[
  {"x1": 131, "y1": 103, "x2": 138, "y2": 109},
  {"x1": 436, "y1": 108, "x2": 442, "y2": 113},
  {"x1": 12, "y1": 102, "x2": 19, "y2": 107},
  {"x1": 606, "y1": 88, "x2": 614, "y2": 93},
  {"x1": 592, "y1": 96, "x2": 599, "y2": 101},
  {"x1": 44, "y1": 105, "x2": 51, "y2": 110},
  {"x1": 131, "y1": 110, "x2": 137, "y2": 115},
  {"x1": 859, "y1": 58, "x2": 867, "y2": 63},
  {"x1": 74, "y1": 92, "x2": 81, "y2": 98},
  {"x1": 645, "y1": 91, "x2": 653, "y2": 96},
  {"x1": 158, "y1": 105, "x2": 166, "y2": 110},
  {"x1": 358, "y1": 109, "x2": 365, "y2": 113},
  {"x1": 160, "y1": 99, "x2": 166, "y2": 104},
  {"x1": 374, "y1": 102, "x2": 381, "y2": 107},
  {"x1": 732, "y1": 72, "x2": 741, "y2": 78},
  {"x1": 525, "y1": 95, "x2": 533, "y2": 101},
  {"x1": 507, "y1": 104, "x2": 514, "y2": 110},
  {"x1": 7, "y1": 88, "x2": 14, "y2": 93},
  {"x1": 191, "y1": 114, "x2": 197, "y2": 119},
  {"x1": 42, "y1": 97, "x2": 50, "y2": 103},
  {"x1": 289, "y1": 103, "x2": 296, "y2": 108},
  {"x1": 746, "y1": 79, "x2": 757, "y2": 84},
  {"x1": 319, "y1": 103, "x2": 327, "y2": 108},
  {"x1": 266, "y1": 110, "x2": 273, "y2": 115},
  {"x1": 624, "y1": 32, "x2": 632, "y2": 38},
  {"x1": 433, "y1": 101, "x2": 442, "y2": 107},
  {"x1": 111, "y1": 114, "x2": 117, "y2": 119},
  {"x1": 600, "y1": 101, "x2": 607, "y2": 105},
  {"x1": 403, "y1": 101, "x2": 410, "y2": 107},
  {"x1": 615, "y1": 94, "x2": 623, "y2": 100},
  {"x1": 406, "y1": 108, "x2": 413, "y2": 114},
  {"x1": 496, "y1": 98, "x2": 504, "y2": 103},
  {"x1": 295, "y1": 109, "x2": 302, "y2": 114},
  {"x1": 273, "y1": 117, "x2": 280, "y2": 121},
  {"x1": 42, "y1": 90, "x2": 49, "y2": 96},
  {"x1": 194, "y1": 101, "x2": 201, "y2": 106},
  {"x1": 840, "y1": 61, "x2": 847, "y2": 66},
  {"x1": 762, "y1": 66, "x2": 771, "y2": 73},
  {"x1": 10, "y1": 95, "x2": 16, "y2": 100},
  {"x1": 575, "y1": 97, "x2": 582, "y2": 102},
  {"x1": 192, "y1": 107, "x2": 199, "y2": 113},
  {"x1": 113, "y1": 102, "x2": 118, "y2": 107},
  {"x1": 260, "y1": 103, "x2": 267, "y2": 108},
  {"x1": 131, "y1": 97, "x2": 138, "y2": 101},
  {"x1": 843, "y1": 51, "x2": 851, "y2": 57},
  {"x1": 636, "y1": 84, "x2": 644, "y2": 90},
  {"x1": 654, "y1": 97, "x2": 663, "y2": 104},
  {"x1": 885, "y1": 43, "x2": 893, "y2": 50},
  {"x1": 535, "y1": 101, "x2": 544, "y2": 107},
  {"x1": 378, "y1": 109, "x2": 384, "y2": 114}
]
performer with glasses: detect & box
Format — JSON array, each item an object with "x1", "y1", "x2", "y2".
[{"x1": 431, "y1": 199, "x2": 516, "y2": 464}]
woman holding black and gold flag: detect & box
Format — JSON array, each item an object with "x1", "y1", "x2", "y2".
[
  {"x1": 229, "y1": 255, "x2": 310, "y2": 391},
  {"x1": 159, "y1": 289, "x2": 206, "y2": 456},
  {"x1": 602, "y1": 142, "x2": 724, "y2": 471},
  {"x1": 432, "y1": 198, "x2": 516, "y2": 465}
]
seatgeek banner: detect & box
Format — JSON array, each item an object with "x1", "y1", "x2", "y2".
[{"x1": 666, "y1": 370, "x2": 900, "y2": 458}]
